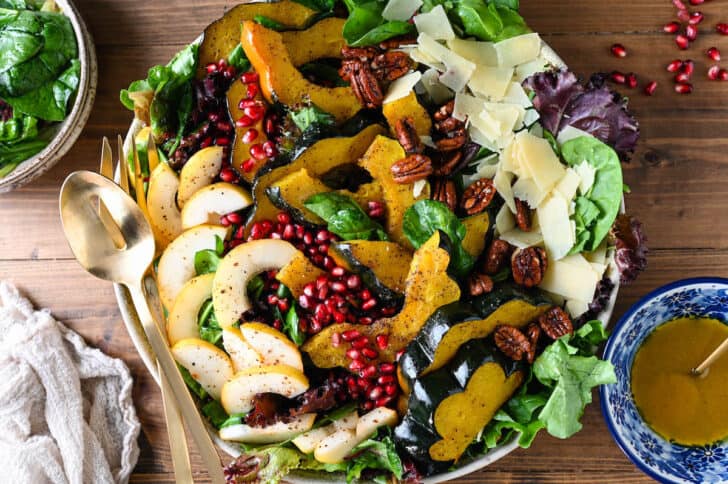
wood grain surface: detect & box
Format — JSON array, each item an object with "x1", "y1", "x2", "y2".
[{"x1": 2, "y1": 0, "x2": 727, "y2": 482}]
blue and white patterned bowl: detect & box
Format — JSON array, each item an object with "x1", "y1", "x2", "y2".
[{"x1": 601, "y1": 278, "x2": 728, "y2": 484}]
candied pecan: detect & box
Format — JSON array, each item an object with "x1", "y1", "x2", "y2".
[
  {"x1": 371, "y1": 51, "x2": 414, "y2": 82},
  {"x1": 341, "y1": 45, "x2": 380, "y2": 61},
  {"x1": 434, "y1": 150, "x2": 463, "y2": 176},
  {"x1": 512, "y1": 247, "x2": 547, "y2": 288},
  {"x1": 391, "y1": 154, "x2": 433, "y2": 184},
  {"x1": 431, "y1": 177, "x2": 457, "y2": 211},
  {"x1": 352, "y1": 64, "x2": 384, "y2": 108},
  {"x1": 434, "y1": 100, "x2": 455, "y2": 121},
  {"x1": 435, "y1": 129, "x2": 467, "y2": 152},
  {"x1": 461, "y1": 178, "x2": 497, "y2": 215},
  {"x1": 483, "y1": 239, "x2": 514, "y2": 275},
  {"x1": 435, "y1": 116, "x2": 464, "y2": 134},
  {"x1": 525, "y1": 323, "x2": 541, "y2": 363},
  {"x1": 515, "y1": 198, "x2": 532, "y2": 232},
  {"x1": 538, "y1": 307, "x2": 574, "y2": 340},
  {"x1": 378, "y1": 35, "x2": 417, "y2": 50},
  {"x1": 469, "y1": 273, "x2": 494, "y2": 296},
  {"x1": 395, "y1": 117, "x2": 423, "y2": 154},
  {"x1": 494, "y1": 325, "x2": 531, "y2": 361},
  {"x1": 339, "y1": 58, "x2": 361, "y2": 82}
]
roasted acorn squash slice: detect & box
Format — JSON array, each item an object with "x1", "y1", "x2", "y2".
[
  {"x1": 265, "y1": 168, "x2": 330, "y2": 225},
  {"x1": 382, "y1": 92, "x2": 432, "y2": 138},
  {"x1": 241, "y1": 21, "x2": 361, "y2": 123},
  {"x1": 281, "y1": 18, "x2": 346, "y2": 66},
  {"x1": 399, "y1": 283, "x2": 551, "y2": 385},
  {"x1": 394, "y1": 338, "x2": 526, "y2": 473},
  {"x1": 275, "y1": 250, "x2": 326, "y2": 299},
  {"x1": 302, "y1": 231, "x2": 460, "y2": 367},
  {"x1": 461, "y1": 211, "x2": 492, "y2": 257}
]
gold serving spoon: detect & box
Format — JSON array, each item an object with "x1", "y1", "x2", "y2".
[
  {"x1": 59, "y1": 170, "x2": 225, "y2": 484},
  {"x1": 692, "y1": 335, "x2": 728, "y2": 376}
]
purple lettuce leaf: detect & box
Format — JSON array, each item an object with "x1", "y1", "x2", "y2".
[
  {"x1": 611, "y1": 214, "x2": 648, "y2": 284},
  {"x1": 524, "y1": 69, "x2": 640, "y2": 160}
]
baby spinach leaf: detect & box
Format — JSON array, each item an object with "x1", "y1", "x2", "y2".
[
  {"x1": 197, "y1": 299, "x2": 223, "y2": 347},
  {"x1": 201, "y1": 400, "x2": 229, "y2": 428},
  {"x1": 0, "y1": 111, "x2": 37, "y2": 142},
  {"x1": 227, "y1": 43, "x2": 250, "y2": 73},
  {"x1": 4, "y1": 58, "x2": 80, "y2": 121},
  {"x1": 178, "y1": 364, "x2": 207, "y2": 400},
  {"x1": 283, "y1": 305, "x2": 306, "y2": 346},
  {"x1": 402, "y1": 199, "x2": 476, "y2": 278},
  {"x1": 561, "y1": 136, "x2": 622, "y2": 253},
  {"x1": 254, "y1": 14, "x2": 287, "y2": 31},
  {"x1": 304, "y1": 192, "x2": 388, "y2": 241},
  {"x1": 342, "y1": 0, "x2": 415, "y2": 47},
  {"x1": 220, "y1": 412, "x2": 248, "y2": 429},
  {"x1": 194, "y1": 235, "x2": 224, "y2": 275}
]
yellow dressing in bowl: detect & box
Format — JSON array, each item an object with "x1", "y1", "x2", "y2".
[{"x1": 631, "y1": 317, "x2": 728, "y2": 446}]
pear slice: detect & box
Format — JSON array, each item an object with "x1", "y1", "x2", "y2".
[
  {"x1": 178, "y1": 146, "x2": 224, "y2": 208},
  {"x1": 167, "y1": 273, "x2": 215, "y2": 345},
  {"x1": 221, "y1": 364, "x2": 309, "y2": 414},
  {"x1": 332, "y1": 410, "x2": 358, "y2": 431},
  {"x1": 292, "y1": 426, "x2": 333, "y2": 454},
  {"x1": 355, "y1": 407, "x2": 398, "y2": 439},
  {"x1": 147, "y1": 162, "x2": 183, "y2": 248},
  {"x1": 222, "y1": 327, "x2": 264, "y2": 372},
  {"x1": 213, "y1": 239, "x2": 299, "y2": 328},
  {"x1": 181, "y1": 182, "x2": 253, "y2": 230},
  {"x1": 171, "y1": 338, "x2": 234, "y2": 401},
  {"x1": 314, "y1": 428, "x2": 360, "y2": 464},
  {"x1": 239, "y1": 322, "x2": 303, "y2": 371},
  {"x1": 219, "y1": 413, "x2": 316, "y2": 444},
  {"x1": 157, "y1": 224, "x2": 229, "y2": 310}
]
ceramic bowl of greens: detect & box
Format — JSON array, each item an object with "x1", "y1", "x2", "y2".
[{"x1": 0, "y1": 0, "x2": 97, "y2": 193}]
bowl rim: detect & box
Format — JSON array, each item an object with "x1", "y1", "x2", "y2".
[{"x1": 600, "y1": 276, "x2": 728, "y2": 484}]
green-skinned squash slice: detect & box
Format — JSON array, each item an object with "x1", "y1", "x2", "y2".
[
  {"x1": 265, "y1": 168, "x2": 330, "y2": 225},
  {"x1": 394, "y1": 338, "x2": 526, "y2": 474},
  {"x1": 302, "y1": 231, "x2": 460, "y2": 367},
  {"x1": 329, "y1": 240, "x2": 411, "y2": 306},
  {"x1": 399, "y1": 283, "x2": 551, "y2": 385},
  {"x1": 245, "y1": 124, "x2": 385, "y2": 235}
]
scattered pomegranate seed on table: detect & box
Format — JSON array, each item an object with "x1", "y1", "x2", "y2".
[
  {"x1": 644, "y1": 81, "x2": 658, "y2": 95},
  {"x1": 676, "y1": 34, "x2": 690, "y2": 49},
  {"x1": 689, "y1": 12, "x2": 704, "y2": 25},
  {"x1": 681, "y1": 59, "x2": 695, "y2": 76},
  {"x1": 667, "y1": 59, "x2": 683, "y2": 72},
  {"x1": 664, "y1": 21, "x2": 681, "y2": 33},
  {"x1": 675, "y1": 83, "x2": 693, "y2": 94},
  {"x1": 626, "y1": 73, "x2": 638, "y2": 88},
  {"x1": 686, "y1": 24, "x2": 698, "y2": 41},
  {"x1": 675, "y1": 72, "x2": 691, "y2": 83},
  {"x1": 689, "y1": 0, "x2": 704, "y2": 5},
  {"x1": 708, "y1": 65, "x2": 721, "y2": 80},
  {"x1": 707, "y1": 47, "x2": 721, "y2": 61},
  {"x1": 677, "y1": 9, "x2": 691, "y2": 23},
  {"x1": 611, "y1": 43, "x2": 628, "y2": 58},
  {"x1": 717, "y1": 23, "x2": 728, "y2": 35},
  {"x1": 720, "y1": 69, "x2": 728, "y2": 81},
  {"x1": 673, "y1": 0, "x2": 686, "y2": 9},
  {"x1": 610, "y1": 71, "x2": 627, "y2": 84}
]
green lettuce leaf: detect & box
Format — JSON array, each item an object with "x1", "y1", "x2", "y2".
[
  {"x1": 342, "y1": 0, "x2": 415, "y2": 47},
  {"x1": 290, "y1": 104, "x2": 335, "y2": 133}
]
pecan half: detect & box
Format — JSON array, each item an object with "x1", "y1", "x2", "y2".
[
  {"x1": 434, "y1": 150, "x2": 463, "y2": 177},
  {"x1": 395, "y1": 117, "x2": 423, "y2": 154},
  {"x1": 515, "y1": 198, "x2": 532, "y2": 232},
  {"x1": 461, "y1": 178, "x2": 497, "y2": 215},
  {"x1": 434, "y1": 100, "x2": 455, "y2": 121},
  {"x1": 378, "y1": 36, "x2": 417, "y2": 50},
  {"x1": 494, "y1": 325, "x2": 531, "y2": 361},
  {"x1": 483, "y1": 239, "x2": 514, "y2": 275},
  {"x1": 341, "y1": 46, "x2": 380, "y2": 61},
  {"x1": 391, "y1": 154, "x2": 433, "y2": 184},
  {"x1": 431, "y1": 177, "x2": 457, "y2": 212},
  {"x1": 352, "y1": 63, "x2": 384, "y2": 108},
  {"x1": 469, "y1": 273, "x2": 494, "y2": 296},
  {"x1": 371, "y1": 51, "x2": 414, "y2": 82},
  {"x1": 525, "y1": 323, "x2": 541, "y2": 364},
  {"x1": 511, "y1": 247, "x2": 548, "y2": 288},
  {"x1": 538, "y1": 307, "x2": 574, "y2": 340},
  {"x1": 435, "y1": 129, "x2": 467, "y2": 152},
  {"x1": 435, "y1": 116, "x2": 464, "y2": 134}
]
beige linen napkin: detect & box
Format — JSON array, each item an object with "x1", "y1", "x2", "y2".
[{"x1": 0, "y1": 281, "x2": 140, "y2": 484}]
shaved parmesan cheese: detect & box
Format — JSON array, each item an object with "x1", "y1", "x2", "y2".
[
  {"x1": 493, "y1": 168, "x2": 516, "y2": 213},
  {"x1": 523, "y1": 108, "x2": 540, "y2": 127},
  {"x1": 420, "y1": 68, "x2": 452, "y2": 104},
  {"x1": 591, "y1": 262, "x2": 607, "y2": 278},
  {"x1": 503, "y1": 82, "x2": 532, "y2": 108},
  {"x1": 574, "y1": 160, "x2": 596, "y2": 195},
  {"x1": 409, "y1": 48, "x2": 445, "y2": 71},
  {"x1": 413, "y1": 5, "x2": 455, "y2": 40},
  {"x1": 537, "y1": 193, "x2": 574, "y2": 261},
  {"x1": 453, "y1": 92, "x2": 482, "y2": 121},
  {"x1": 559, "y1": 253, "x2": 594, "y2": 271},
  {"x1": 463, "y1": 154, "x2": 499, "y2": 186},
  {"x1": 512, "y1": 177, "x2": 547, "y2": 208},
  {"x1": 416, "y1": 33, "x2": 450, "y2": 61},
  {"x1": 468, "y1": 126, "x2": 499, "y2": 152},
  {"x1": 557, "y1": 125, "x2": 593, "y2": 145},
  {"x1": 484, "y1": 102, "x2": 524, "y2": 134},
  {"x1": 470, "y1": 110, "x2": 502, "y2": 142},
  {"x1": 495, "y1": 33, "x2": 541, "y2": 67},
  {"x1": 500, "y1": 228, "x2": 544, "y2": 249},
  {"x1": 500, "y1": 141, "x2": 518, "y2": 173},
  {"x1": 383, "y1": 71, "x2": 421, "y2": 104},
  {"x1": 418, "y1": 33, "x2": 475, "y2": 92},
  {"x1": 382, "y1": 0, "x2": 422, "y2": 21},
  {"x1": 555, "y1": 168, "x2": 581, "y2": 201},
  {"x1": 516, "y1": 131, "x2": 565, "y2": 195},
  {"x1": 446, "y1": 38, "x2": 498, "y2": 66},
  {"x1": 585, "y1": 240, "x2": 607, "y2": 265},
  {"x1": 495, "y1": 203, "x2": 516, "y2": 235},
  {"x1": 412, "y1": 179, "x2": 427, "y2": 197},
  {"x1": 468, "y1": 66, "x2": 513, "y2": 100},
  {"x1": 565, "y1": 299, "x2": 589, "y2": 318},
  {"x1": 539, "y1": 258, "x2": 599, "y2": 302},
  {"x1": 515, "y1": 57, "x2": 550, "y2": 82}
]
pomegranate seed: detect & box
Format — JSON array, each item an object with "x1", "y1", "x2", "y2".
[
  {"x1": 239, "y1": 99, "x2": 259, "y2": 110},
  {"x1": 264, "y1": 116, "x2": 276, "y2": 136},
  {"x1": 205, "y1": 62, "x2": 218, "y2": 74},
  {"x1": 267, "y1": 295, "x2": 279, "y2": 306},
  {"x1": 226, "y1": 212, "x2": 243, "y2": 225},
  {"x1": 375, "y1": 334, "x2": 389, "y2": 350},
  {"x1": 352, "y1": 336, "x2": 370, "y2": 349},
  {"x1": 667, "y1": 60, "x2": 683, "y2": 72},
  {"x1": 689, "y1": 0, "x2": 703, "y2": 4},
  {"x1": 246, "y1": 83, "x2": 259, "y2": 99},
  {"x1": 681, "y1": 59, "x2": 695, "y2": 76},
  {"x1": 234, "y1": 226, "x2": 245, "y2": 240},
  {"x1": 318, "y1": 244, "x2": 329, "y2": 254},
  {"x1": 275, "y1": 213, "x2": 290, "y2": 225},
  {"x1": 309, "y1": 319, "x2": 322, "y2": 333},
  {"x1": 610, "y1": 43, "x2": 627, "y2": 58},
  {"x1": 384, "y1": 384, "x2": 398, "y2": 396},
  {"x1": 360, "y1": 289, "x2": 372, "y2": 301},
  {"x1": 375, "y1": 396, "x2": 393, "y2": 407},
  {"x1": 298, "y1": 294, "x2": 312, "y2": 309},
  {"x1": 626, "y1": 73, "x2": 638, "y2": 88},
  {"x1": 707, "y1": 47, "x2": 721, "y2": 61},
  {"x1": 610, "y1": 71, "x2": 626, "y2": 84},
  {"x1": 236, "y1": 115, "x2": 254, "y2": 128},
  {"x1": 215, "y1": 136, "x2": 230, "y2": 146},
  {"x1": 362, "y1": 400, "x2": 374, "y2": 411},
  {"x1": 368, "y1": 386, "x2": 384, "y2": 400},
  {"x1": 316, "y1": 230, "x2": 330, "y2": 242},
  {"x1": 220, "y1": 214, "x2": 231, "y2": 227},
  {"x1": 718, "y1": 23, "x2": 728, "y2": 35},
  {"x1": 675, "y1": 82, "x2": 693, "y2": 94},
  {"x1": 379, "y1": 363, "x2": 395, "y2": 374},
  {"x1": 664, "y1": 21, "x2": 680, "y2": 33},
  {"x1": 349, "y1": 360, "x2": 366, "y2": 371},
  {"x1": 708, "y1": 65, "x2": 721, "y2": 80},
  {"x1": 217, "y1": 59, "x2": 228, "y2": 69},
  {"x1": 677, "y1": 9, "x2": 691, "y2": 23},
  {"x1": 357, "y1": 377, "x2": 371, "y2": 389},
  {"x1": 342, "y1": 329, "x2": 361, "y2": 341},
  {"x1": 686, "y1": 25, "x2": 698, "y2": 41},
  {"x1": 208, "y1": 112, "x2": 220, "y2": 123},
  {"x1": 378, "y1": 375, "x2": 395, "y2": 385},
  {"x1": 261, "y1": 220, "x2": 273, "y2": 233},
  {"x1": 346, "y1": 348, "x2": 362, "y2": 360},
  {"x1": 303, "y1": 283, "x2": 316, "y2": 298},
  {"x1": 262, "y1": 140, "x2": 278, "y2": 158},
  {"x1": 672, "y1": 0, "x2": 686, "y2": 9},
  {"x1": 361, "y1": 365, "x2": 378, "y2": 379},
  {"x1": 331, "y1": 266, "x2": 346, "y2": 277},
  {"x1": 283, "y1": 224, "x2": 295, "y2": 240},
  {"x1": 277, "y1": 299, "x2": 290, "y2": 312},
  {"x1": 358, "y1": 316, "x2": 373, "y2": 325},
  {"x1": 346, "y1": 274, "x2": 361, "y2": 289},
  {"x1": 331, "y1": 332, "x2": 342, "y2": 346},
  {"x1": 317, "y1": 286, "x2": 329, "y2": 301},
  {"x1": 720, "y1": 69, "x2": 728, "y2": 81},
  {"x1": 272, "y1": 319, "x2": 282, "y2": 330},
  {"x1": 362, "y1": 347, "x2": 379, "y2": 359},
  {"x1": 241, "y1": 158, "x2": 255, "y2": 173},
  {"x1": 644, "y1": 81, "x2": 658, "y2": 96},
  {"x1": 199, "y1": 136, "x2": 213, "y2": 148},
  {"x1": 315, "y1": 275, "x2": 328, "y2": 289},
  {"x1": 314, "y1": 304, "x2": 330, "y2": 323},
  {"x1": 249, "y1": 143, "x2": 267, "y2": 161},
  {"x1": 362, "y1": 298, "x2": 378, "y2": 310},
  {"x1": 240, "y1": 71, "x2": 259, "y2": 84},
  {"x1": 242, "y1": 128, "x2": 258, "y2": 144},
  {"x1": 689, "y1": 12, "x2": 704, "y2": 25},
  {"x1": 303, "y1": 232, "x2": 313, "y2": 245},
  {"x1": 333, "y1": 310, "x2": 346, "y2": 323},
  {"x1": 676, "y1": 34, "x2": 690, "y2": 50},
  {"x1": 330, "y1": 281, "x2": 347, "y2": 293},
  {"x1": 395, "y1": 349, "x2": 405, "y2": 361},
  {"x1": 216, "y1": 120, "x2": 232, "y2": 133},
  {"x1": 244, "y1": 105, "x2": 266, "y2": 121},
  {"x1": 219, "y1": 167, "x2": 238, "y2": 183},
  {"x1": 675, "y1": 72, "x2": 691, "y2": 83}
]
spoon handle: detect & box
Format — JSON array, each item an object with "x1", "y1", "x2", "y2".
[
  {"x1": 158, "y1": 360, "x2": 194, "y2": 484},
  {"x1": 128, "y1": 284, "x2": 226, "y2": 484}
]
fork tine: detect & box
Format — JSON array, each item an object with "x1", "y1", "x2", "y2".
[
  {"x1": 117, "y1": 134, "x2": 130, "y2": 195},
  {"x1": 100, "y1": 137, "x2": 113, "y2": 179},
  {"x1": 147, "y1": 131, "x2": 160, "y2": 173}
]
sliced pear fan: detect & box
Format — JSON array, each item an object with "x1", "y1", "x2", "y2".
[
  {"x1": 239, "y1": 322, "x2": 303, "y2": 370},
  {"x1": 222, "y1": 327, "x2": 264, "y2": 372},
  {"x1": 221, "y1": 364, "x2": 309, "y2": 414},
  {"x1": 219, "y1": 413, "x2": 316, "y2": 443},
  {"x1": 171, "y1": 338, "x2": 234, "y2": 401},
  {"x1": 167, "y1": 273, "x2": 215, "y2": 345},
  {"x1": 178, "y1": 146, "x2": 225, "y2": 208},
  {"x1": 181, "y1": 182, "x2": 253, "y2": 229}
]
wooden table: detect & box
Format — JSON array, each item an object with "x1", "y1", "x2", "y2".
[{"x1": 2, "y1": 0, "x2": 725, "y2": 481}]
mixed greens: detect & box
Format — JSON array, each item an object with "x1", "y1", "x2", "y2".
[{"x1": 0, "y1": 0, "x2": 80, "y2": 176}]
